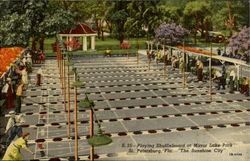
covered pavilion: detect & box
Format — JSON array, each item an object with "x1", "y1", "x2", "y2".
[{"x1": 58, "y1": 23, "x2": 97, "y2": 51}]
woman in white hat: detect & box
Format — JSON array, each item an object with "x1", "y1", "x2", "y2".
[{"x1": 5, "y1": 112, "x2": 24, "y2": 147}]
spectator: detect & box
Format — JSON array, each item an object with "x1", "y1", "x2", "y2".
[
  {"x1": 196, "y1": 60, "x2": 204, "y2": 81},
  {"x1": 36, "y1": 68, "x2": 43, "y2": 86},
  {"x1": 22, "y1": 57, "x2": 27, "y2": 67},
  {"x1": 26, "y1": 54, "x2": 32, "y2": 65},
  {"x1": 1, "y1": 78, "x2": 14, "y2": 109},
  {"x1": 104, "y1": 48, "x2": 111, "y2": 57},
  {"x1": 33, "y1": 50, "x2": 39, "y2": 64},
  {"x1": 26, "y1": 53, "x2": 32, "y2": 72},
  {"x1": 212, "y1": 69, "x2": 226, "y2": 90},
  {"x1": 156, "y1": 50, "x2": 162, "y2": 63},
  {"x1": 21, "y1": 67, "x2": 28, "y2": 86},
  {"x1": 217, "y1": 48, "x2": 221, "y2": 55},
  {"x1": 4, "y1": 112, "x2": 24, "y2": 147},
  {"x1": 240, "y1": 77, "x2": 249, "y2": 96},
  {"x1": 15, "y1": 81, "x2": 24, "y2": 114},
  {"x1": 38, "y1": 50, "x2": 45, "y2": 64},
  {"x1": 4, "y1": 111, "x2": 16, "y2": 135},
  {"x1": 171, "y1": 55, "x2": 177, "y2": 71}
]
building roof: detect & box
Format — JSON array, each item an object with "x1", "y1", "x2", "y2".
[{"x1": 59, "y1": 23, "x2": 96, "y2": 35}]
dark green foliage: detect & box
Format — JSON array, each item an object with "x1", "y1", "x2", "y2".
[{"x1": 0, "y1": 0, "x2": 76, "y2": 48}]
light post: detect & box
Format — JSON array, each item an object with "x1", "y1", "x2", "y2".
[
  {"x1": 79, "y1": 94, "x2": 112, "y2": 161},
  {"x1": 71, "y1": 69, "x2": 85, "y2": 160},
  {"x1": 63, "y1": 54, "x2": 67, "y2": 112},
  {"x1": 58, "y1": 36, "x2": 72, "y2": 138},
  {"x1": 65, "y1": 60, "x2": 74, "y2": 138}
]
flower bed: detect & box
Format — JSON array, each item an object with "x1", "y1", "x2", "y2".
[
  {"x1": 0, "y1": 47, "x2": 24, "y2": 77},
  {"x1": 176, "y1": 46, "x2": 217, "y2": 56}
]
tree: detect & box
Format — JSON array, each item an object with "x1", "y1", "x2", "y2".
[
  {"x1": 125, "y1": 1, "x2": 165, "y2": 40},
  {"x1": 125, "y1": 1, "x2": 145, "y2": 38},
  {"x1": 104, "y1": 2, "x2": 115, "y2": 35},
  {"x1": 106, "y1": 1, "x2": 129, "y2": 44},
  {"x1": 183, "y1": 1, "x2": 212, "y2": 44},
  {"x1": 162, "y1": 6, "x2": 181, "y2": 24},
  {"x1": 0, "y1": 13, "x2": 31, "y2": 47},
  {"x1": 155, "y1": 22, "x2": 189, "y2": 46},
  {"x1": 125, "y1": 1, "x2": 148, "y2": 50},
  {"x1": 28, "y1": 0, "x2": 76, "y2": 51},
  {"x1": 62, "y1": 0, "x2": 111, "y2": 41},
  {"x1": 0, "y1": 1, "x2": 31, "y2": 47},
  {"x1": 228, "y1": 26, "x2": 249, "y2": 55},
  {"x1": 0, "y1": 0, "x2": 76, "y2": 49},
  {"x1": 161, "y1": 0, "x2": 187, "y2": 25},
  {"x1": 212, "y1": 0, "x2": 249, "y2": 36},
  {"x1": 142, "y1": 1, "x2": 165, "y2": 40},
  {"x1": 89, "y1": 0, "x2": 110, "y2": 41}
]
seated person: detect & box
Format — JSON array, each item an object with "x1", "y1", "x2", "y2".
[
  {"x1": 104, "y1": 49, "x2": 111, "y2": 57},
  {"x1": 240, "y1": 77, "x2": 249, "y2": 96}
]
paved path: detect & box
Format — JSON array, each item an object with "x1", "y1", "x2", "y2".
[{"x1": 10, "y1": 54, "x2": 250, "y2": 161}]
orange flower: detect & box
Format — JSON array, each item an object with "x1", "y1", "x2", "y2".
[
  {"x1": 0, "y1": 47, "x2": 24, "y2": 73},
  {"x1": 175, "y1": 46, "x2": 217, "y2": 56}
]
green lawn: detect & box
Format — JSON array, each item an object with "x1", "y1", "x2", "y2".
[
  {"x1": 39, "y1": 35, "x2": 227, "y2": 56},
  {"x1": 41, "y1": 37, "x2": 147, "y2": 56}
]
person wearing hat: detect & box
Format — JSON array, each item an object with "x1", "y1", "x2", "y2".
[
  {"x1": 5, "y1": 112, "x2": 24, "y2": 147},
  {"x1": 212, "y1": 69, "x2": 226, "y2": 90},
  {"x1": 2, "y1": 132, "x2": 35, "y2": 160},
  {"x1": 36, "y1": 68, "x2": 43, "y2": 86},
  {"x1": 5, "y1": 111, "x2": 16, "y2": 134}
]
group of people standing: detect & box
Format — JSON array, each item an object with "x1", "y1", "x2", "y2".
[
  {"x1": 147, "y1": 49, "x2": 249, "y2": 96},
  {"x1": 1, "y1": 65, "x2": 29, "y2": 114},
  {"x1": 0, "y1": 49, "x2": 47, "y2": 160},
  {"x1": 195, "y1": 59, "x2": 248, "y2": 95}
]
